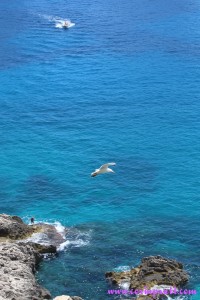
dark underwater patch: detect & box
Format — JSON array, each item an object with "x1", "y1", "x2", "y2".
[{"x1": 15, "y1": 174, "x2": 72, "y2": 205}]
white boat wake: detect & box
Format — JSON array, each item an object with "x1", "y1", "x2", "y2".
[{"x1": 38, "y1": 14, "x2": 75, "y2": 29}]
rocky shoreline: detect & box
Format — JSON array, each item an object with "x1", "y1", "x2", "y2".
[
  {"x1": 0, "y1": 241, "x2": 51, "y2": 300},
  {"x1": 0, "y1": 214, "x2": 83, "y2": 300},
  {"x1": 106, "y1": 255, "x2": 189, "y2": 300},
  {"x1": 0, "y1": 214, "x2": 191, "y2": 300}
]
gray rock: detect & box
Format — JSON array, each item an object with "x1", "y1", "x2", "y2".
[
  {"x1": 26, "y1": 242, "x2": 57, "y2": 254},
  {"x1": 0, "y1": 214, "x2": 67, "y2": 247},
  {"x1": 0, "y1": 214, "x2": 36, "y2": 240},
  {"x1": 0, "y1": 214, "x2": 83, "y2": 300},
  {"x1": 31, "y1": 222, "x2": 67, "y2": 247},
  {"x1": 0, "y1": 242, "x2": 51, "y2": 299}
]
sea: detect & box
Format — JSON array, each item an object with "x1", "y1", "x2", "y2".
[{"x1": 0, "y1": 0, "x2": 200, "y2": 299}]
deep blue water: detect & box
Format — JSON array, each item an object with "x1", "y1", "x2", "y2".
[{"x1": 1, "y1": 0, "x2": 200, "y2": 299}]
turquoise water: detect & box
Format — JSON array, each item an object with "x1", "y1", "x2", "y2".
[{"x1": 1, "y1": 0, "x2": 200, "y2": 299}]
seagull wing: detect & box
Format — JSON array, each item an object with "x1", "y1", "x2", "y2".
[{"x1": 99, "y1": 162, "x2": 116, "y2": 170}]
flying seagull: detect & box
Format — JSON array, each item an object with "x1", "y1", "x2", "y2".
[{"x1": 91, "y1": 162, "x2": 116, "y2": 177}]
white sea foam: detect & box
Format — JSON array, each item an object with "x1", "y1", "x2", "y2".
[
  {"x1": 28, "y1": 220, "x2": 66, "y2": 236},
  {"x1": 58, "y1": 228, "x2": 92, "y2": 251},
  {"x1": 53, "y1": 221, "x2": 66, "y2": 237},
  {"x1": 24, "y1": 218, "x2": 91, "y2": 251},
  {"x1": 119, "y1": 280, "x2": 131, "y2": 290},
  {"x1": 113, "y1": 265, "x2": 131, "y2": 272},
  {"x1": 58, "y1": 238, "x2": 90, "y2": 251},
  {"x1": 23, "y1": 220, "x2": 66, "y2": 245},
  {"x1": 25, "y1": 232, "x2": 49, "y2": 245},
  {"x1": 150, "y1": 285, "x2": 188, "y2": 300},
  {"x1": 161, "y1": 297, "x2": 187, "y2": 300},
  {"x1": 38, "y1": 14, "x2": 61, "y2": 22}
]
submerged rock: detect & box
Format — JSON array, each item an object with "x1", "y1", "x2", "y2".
[{"x1": 106, "y1": 255, "x2": 189, "y2": 299}]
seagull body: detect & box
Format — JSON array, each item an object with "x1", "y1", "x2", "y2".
[{"x1": 91, "y1": 162, "x2": 116, "y2": 177}]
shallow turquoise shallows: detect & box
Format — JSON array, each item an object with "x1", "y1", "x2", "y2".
[{"x1": 0, "y1": 0, "x2": 200, "y2": 299}]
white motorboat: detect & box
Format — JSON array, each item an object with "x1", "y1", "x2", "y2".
[
  {"x1": 62, "y1": 21, "x2": 71, "y2": 29},
  {"x1": 55, "y1": 19, "x2": 75, "y2": 29}
]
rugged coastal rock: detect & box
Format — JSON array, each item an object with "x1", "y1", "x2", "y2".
[
  {"x1": 0, "y1": 242, "x2": 51, "y2": 300},
  {"x1": 0, "y1": 214, "x2": 37, "y2": 240},
  {"x1": 2, "y1": 214, "x2": 190, "y2": 300},
  {"x1": 106, "y1": 255, "x2": 189, "y2": 299},
  {"x1": 0, "y1": 214, "x2": 66, "y2": 247},
  {"x1": 0, "y1": 214, "x2": 56, "y2": 299},
  {"x1": 27, "y1": 242, "x2": 57, "y2": 254},
  {"x1": 0, "y1": 214, "x2": 82, "y2": 300}
]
